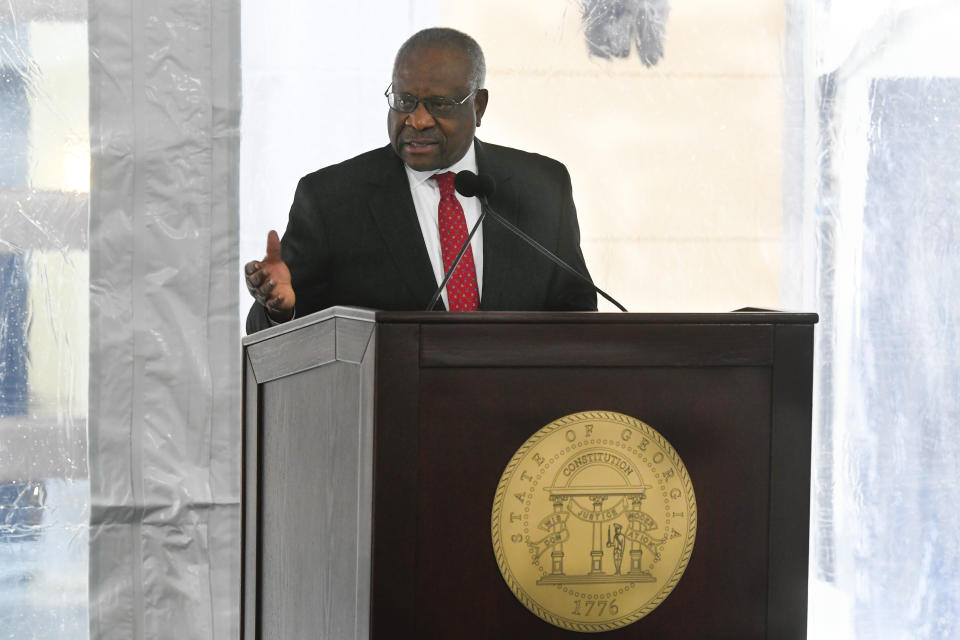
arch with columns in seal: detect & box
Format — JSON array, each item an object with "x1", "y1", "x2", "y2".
[
  {"x1": 532, "y1": 447, "x2": 659, "y2": 584},
  {"x1": 492, "y1": 411, "x2": 697, "y2": 632}
]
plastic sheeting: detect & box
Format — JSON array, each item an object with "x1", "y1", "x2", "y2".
[
  {"x1": 1, "y1": 3, "x2": 89, "y2": 637},
  {"x1": 807, "y1": 2, "x2": 960, "y2": 637},
  {"x1": 87, "y1": 1, "x2": 240, "y2": 639}
]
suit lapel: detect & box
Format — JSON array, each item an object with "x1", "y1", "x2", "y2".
[
  {"x1": 476, "y1": 139, "x2": 520, "y2": 311},
  {"x1": 365, "y1": 145, "x2": 445, "y2": 310}
]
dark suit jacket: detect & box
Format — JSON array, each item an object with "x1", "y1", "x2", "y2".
[{"x1": 246, "y1": 139, "x2": 596, "y2": 333}]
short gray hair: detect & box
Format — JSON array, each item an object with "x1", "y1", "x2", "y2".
[{"x1": 393, "y1": 27, "x2": 486, "y2": 91}]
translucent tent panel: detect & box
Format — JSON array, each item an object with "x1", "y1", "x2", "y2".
[
  {"x1": 807, "y1": 2, "x2": 960, "y2": 637},
  {"x1": 0, "y1": 5, "x2": 90, "y2": 639},
  {"x1": 85, "y1": 0, "x2": 241, "y2": 637}
]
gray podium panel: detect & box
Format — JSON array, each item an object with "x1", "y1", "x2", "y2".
[{"x1": 243, "y1": 308, "x2": 376, "y2": 640}]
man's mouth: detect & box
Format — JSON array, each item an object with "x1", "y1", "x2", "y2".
[{"x1": 404, "y1": 139, "x2": 440, "y2": 150}]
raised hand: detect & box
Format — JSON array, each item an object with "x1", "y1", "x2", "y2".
[{"x1": 244, "y1": 230, "x2": 295, "y2": 321}]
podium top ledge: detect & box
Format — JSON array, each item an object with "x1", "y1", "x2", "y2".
[
  {"x1": 242, "y1": 306, "x2": 377, "y2": 346},
  {"x1": 375, "y1": 310, "x2": 819, "y2": 325},
  {"x1": 243, "y1": 306, "x2": 818, "y2": 346}
]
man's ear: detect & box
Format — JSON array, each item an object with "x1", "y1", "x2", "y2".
[{"x1": 474, "y1": 88, "x2": 489, "y2": 126}]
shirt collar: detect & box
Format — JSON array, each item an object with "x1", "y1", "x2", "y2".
[{"x1": 404, "y1": 140, "x2": 478, "y2": 189}]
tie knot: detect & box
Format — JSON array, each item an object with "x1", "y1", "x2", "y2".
[{"x1": 431, "y1": 171, "x2": 457, "y2": 197}]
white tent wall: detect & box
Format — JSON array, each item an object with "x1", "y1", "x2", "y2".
[
  {"x1": 1, "y1": 3, "x2": 90, "y2": 637},
  {"x1": 87, "y1": 1, "x2": 241, "y2": 638},
  {"x1": 806, "y1": 1, "x2": 960, "y2": 637}
]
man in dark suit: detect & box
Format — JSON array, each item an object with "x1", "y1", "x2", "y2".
[{"x1": 244, "y1": 28, "x2": 596, "y2": 333}]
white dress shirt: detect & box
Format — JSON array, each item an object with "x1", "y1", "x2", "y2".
[{"x1": 403, "y1": 141, "x2": 483, "y2": 309}]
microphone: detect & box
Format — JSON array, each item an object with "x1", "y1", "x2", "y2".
[
  {"x1": 453, "y1": 171, "x2": 496, "y2": 199},
  {"x1": 445, "y1": 170, "x2": 627, "y2": 312},
  {"x1": 424, "y1": 175, "x2": 490, "y2": 311}
]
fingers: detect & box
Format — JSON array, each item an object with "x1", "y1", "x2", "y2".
[
  {"x1": 244, "y1": 263, "x2": 263, "y2": 291},
  {"x1": 245, "y1": 261, "x2": 274, "y2": 301},
  {"x1": 247, "y1": 273, "x2": 275, "y2": 303},
  {"x1": 265, "y1": 230, "x2": 282, "y2": 262},
  {"x1": 245, "y1": 232, "x2": 294, "y2": 313}
]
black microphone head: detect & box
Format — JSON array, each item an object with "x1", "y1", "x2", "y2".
[
  {"x1": 477, "y1": 173, "x2": 496, "y2": 198},
  {"x1": 454, "y1": 170, "x2": 496, "y2": 199},
  {"x1": 454, "y1": 170, "x2": 480, "y2": 197}
]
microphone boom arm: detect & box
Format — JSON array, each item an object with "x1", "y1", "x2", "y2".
[
  {"x1": 427, "y1": 169, "x2": 627, "y2": 312},
  {"x1": 425, "y1": 206, "x2": 488, "y2": 311},
  {"x1": 480, "y1": 196, "x2": 627, "y2": 312}
]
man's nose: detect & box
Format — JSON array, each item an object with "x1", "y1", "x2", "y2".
[{"x1": 406, "y1": 102, "x2": 436, "y2": 130}]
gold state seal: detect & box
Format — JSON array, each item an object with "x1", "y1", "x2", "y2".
[{"x1": 491, "y1": 411, "x2": 697, "y2": 632}]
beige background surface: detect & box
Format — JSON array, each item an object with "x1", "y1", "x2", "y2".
[{"x1": 443, "y1": 1, "x2": 786, "y2": 311}]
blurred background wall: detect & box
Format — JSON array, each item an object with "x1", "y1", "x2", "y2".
[{"x1": 242, "y1": 0, "x2": 790, "y2": 313}]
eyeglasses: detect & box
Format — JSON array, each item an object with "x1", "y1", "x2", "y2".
[{"x1": 384, "y1": 83, "x2": 479, "y2": 117}]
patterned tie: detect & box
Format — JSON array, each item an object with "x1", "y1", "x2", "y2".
[{"x1": 431, "y1": 171, "x2": 479, "y2": 311}]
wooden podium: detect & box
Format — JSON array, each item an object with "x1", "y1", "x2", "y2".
[{"x1": 241, "y1": 307, "x2": 817, "y2": 639}]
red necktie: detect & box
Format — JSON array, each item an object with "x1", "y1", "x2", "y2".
[{"x1": 431, "y1": 171, "x2": 479, "y2": 311}]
